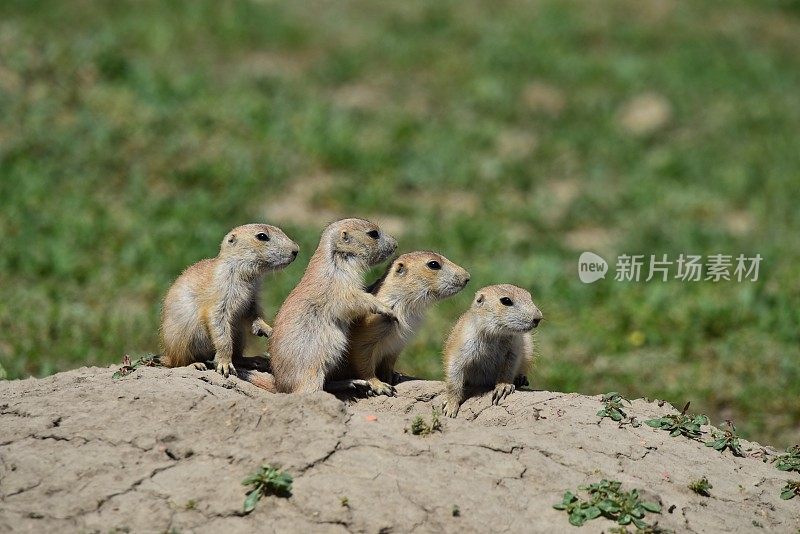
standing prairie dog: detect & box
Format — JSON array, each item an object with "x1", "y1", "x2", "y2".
[
  {"x1": 338, "y1": 251, "x2": 470, "y2": 396},
  {"x1": 442, "y1": 284, "x2": 543, "y2": 418},
  {"x1": 269, "y1": 218, "x2": 397, "y2": 393},
  {"x1": 160, "y1": 223, "x2": 299, "y2": 378}
]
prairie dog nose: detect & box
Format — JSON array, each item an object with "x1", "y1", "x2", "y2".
[
  {"x1": 531, "y1": 307, "x2": 543, "y2": 328},
  {"x1": 385, "y1": 234, "x2": 398, "y2": 252}
]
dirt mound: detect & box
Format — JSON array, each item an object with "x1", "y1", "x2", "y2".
[{"x1": 1, "y1": 366, "x2": 797, "y2": 533}]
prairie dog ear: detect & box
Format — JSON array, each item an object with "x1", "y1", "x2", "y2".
[
  {"x1": 395, "y1": 262, "x2": 405, "y2": 275},
  {"x1": 227, "y1": 233, "x2": 237, "y2": 244},
  {"x1": 341, "y1": 230, "x2": 349, "y2": 242},
  {"x1": 475, "y1": 293, "x2": 485, "y2": 305}
]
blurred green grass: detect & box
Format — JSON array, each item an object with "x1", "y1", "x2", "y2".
[{"x1": 1, "y1": 0, "x2": 798, "y2": 446}]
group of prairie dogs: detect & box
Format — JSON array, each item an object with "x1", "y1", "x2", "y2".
[{"x1": 160, "y1": 218, "x2": 543, "y2": 417}]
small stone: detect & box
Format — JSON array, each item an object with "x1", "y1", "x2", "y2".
[{"x1": 617, "y1": 93, "x2": 672, "y2": 136}]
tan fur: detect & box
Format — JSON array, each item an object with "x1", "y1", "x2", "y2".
[
  {"x1": 269, "y1": 218, "x2": 397, "y2": 393},
  {"x1": 159, "y1": 223, "x2": 299, "y2": 378},
  {"x1": 237, "y1": 368, "x2": 276, "y2": 391},
  {"x1": 442, "y1": 284, "x2": 543, "y2": 418},
  {"x1": 334, "y1": 251, "x2": 470, "y2": 396}
]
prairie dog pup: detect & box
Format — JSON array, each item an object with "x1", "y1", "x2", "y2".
[
  {"x1": 442, "y1": 284, "x2": 542, "y2": 418},
  {"x1": 160, "y1": 224, "x2": 299, "y2": 377},
  {"x1": 270, "y1": 218, "x2": 397, "y2": 393},
  {"x1": 340, "y1": 251, "x2": 470, "y2": 396}
]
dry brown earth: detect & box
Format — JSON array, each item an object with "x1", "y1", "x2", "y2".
[{"x1": 1, "y1": 366, "x2": 797, "y2": 533}]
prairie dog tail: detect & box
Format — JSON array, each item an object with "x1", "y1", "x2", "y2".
[
  {"x1": 236, "y1": 370, "x2": 368, "y2": 395},
  {"x1": 237, "y1": 369, "x2": 276, "y2": 392}
]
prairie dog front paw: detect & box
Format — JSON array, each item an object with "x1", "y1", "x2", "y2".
[
  {"x1": 374, "y1": 302, "x2": 397, "y2": 322},
  {"x1": 251, "y1": 318, "x2": 272, "y2": 337},
  {"x1": 215, "y1": 358, "x2": 237, "y2": 378},
  {"x1": 491, "y1": 383, "x2": 515, "y2": 405},
  {"x1": 442, "y1": 395, "x2": 462, "y2": 418}
]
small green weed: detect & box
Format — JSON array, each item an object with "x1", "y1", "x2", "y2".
[
  {"x1": 407, "y1": 407, "x2": 442, "y2": 436},
  {"x1": 688, "y1": 477, "x2": 712, "y2": 497},
  {"x1": 241, "y1": 465, "x2": 293, "y2": 514},
  {"x1": 705, "y1": 421, "x2": 744, "y2": 457},
  {"x1": 780, "y1": 480, "x2": 800, "y2": 500},
  {"x1": 645, "y1": 402, "x2": 708, "y2": 439},
  {"x1": 773, "y1": 445, "x2": 800, "y2": 473},
  {"x1": 597, "y1": 392, "x2": 641, "y2": 427},
  {"x1": 553, "y1": 479, "x2": 661, "y2": 529},
  {"x1": 112, "y1": 354, "x2": 161, "y2": 379},
  {"x1": 340, "y1": 496, "x2": 349, "y2": 507},
  {"x1": 452, "y1": 505, "x2": 461, "y2": 517},
  {"x1": 609, "y1": 524, "x2": 673, "y2": 534}
]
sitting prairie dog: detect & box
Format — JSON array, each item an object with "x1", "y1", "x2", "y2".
[
  {"x1": 337, "y1": 251, "x2": 470, "y2": 396},
  {"x1": 270, "y1": 218, "x2": 398, "y2": 393},
  {"x1": 442, "y1": 284, "x2": 543, "y2": 418},
  {"x1": 160, "y1": 223, "x2": 299, "y2": 377}
]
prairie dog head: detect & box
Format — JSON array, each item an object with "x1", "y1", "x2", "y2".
[
  {"x1": 220, "y1": 223, "x2": 299, "y2": 271},
  {"x1": 325, "y1": 218, "x2": 397, "y2": 267},
  {"x1": 471, "y1": 284, "x2": 542, "y2": 335},
  {"x1": 369, "y1": 251, "x2": 470, "y2": 306}
]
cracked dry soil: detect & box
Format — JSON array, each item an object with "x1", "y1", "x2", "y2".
[{"x1": 1, "y1": 366, "x2": 797, "y2": 533}]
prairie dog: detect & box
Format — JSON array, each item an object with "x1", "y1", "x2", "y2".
[
  {"x1": 160, "y1": 223, "x2": 299, "y2": 377},
  {"x1": 442, "y1": 284, "x2": 543, "y2": 418},
  {"x1": 338, "y1": 251, "x2": 470, "y2": 396},
  {"x1": 269, "y1": 218, "x2": 397, "y2": 393}
]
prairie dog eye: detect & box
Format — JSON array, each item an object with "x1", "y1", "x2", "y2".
[
  {"x1": 500, "y1": 297, "x2": 513, "y2": 306},
  {"x1": 256, "y1": 232, "x2": 270, "y2": 242},
  {"x1": 366, "y1": 230, "x2": 380, "y2": 239},
  {"x1": 426, "y1": 260, "x2": 442, "y2": 270}
]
